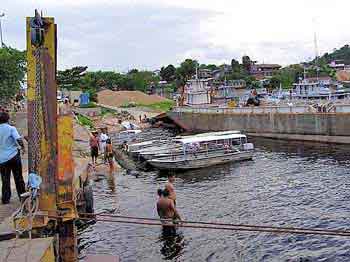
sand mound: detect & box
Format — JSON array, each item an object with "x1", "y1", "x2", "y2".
[
  {"x1": 336, "y1": 70, "x2": 350, "y2": 82},
  {"x1": 97, "y1": 90, "x2": 169, "y2": 107}
]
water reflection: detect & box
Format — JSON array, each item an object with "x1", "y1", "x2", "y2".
[
  {"x1": 159, "y1": 227, "x2": 185, "y2": 260},
  {"x1": 157, "y1": 160, "x2": 254, "y2": 184},
  {"x1": 106, "y1": 170, "x2": 116, "y2": 193}
]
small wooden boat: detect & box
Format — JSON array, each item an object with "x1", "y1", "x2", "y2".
[{"x1": 147, "y1": 133, "x2": 254, "y2": 170}]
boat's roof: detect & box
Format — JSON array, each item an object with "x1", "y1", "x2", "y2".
[
  {"x1": 179, "y1": 133, "x2": 247, "y2": 144},
  {"x1": 129, "y1": 140, "x2": 155, "y2": 146},
  {"x1": 176, "y1": 130, "x2": 240, "y2": 139},
  {"x1": 120, "y1": 130, "x2": 142, "y2": 135}
]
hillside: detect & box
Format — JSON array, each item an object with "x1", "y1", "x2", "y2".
[{"x1": 318, "y1": 44, "x2": 350, "y2": 64}]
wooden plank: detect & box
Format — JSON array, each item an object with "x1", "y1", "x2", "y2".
[{"x1": 0, "y1": 237, "x2": 55, "y2": 262}]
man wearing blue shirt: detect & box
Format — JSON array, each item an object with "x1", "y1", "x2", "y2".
[{"x1": 0, "y1": 112, "x2": 26, "y2": 204}]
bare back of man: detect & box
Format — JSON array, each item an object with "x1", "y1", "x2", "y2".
[
  {"x1": 156, "y1": 189, "x2": 181, "y2": 222},
  {"x1": 157, "y1": 197, "x2": 176, "y2": 220}
]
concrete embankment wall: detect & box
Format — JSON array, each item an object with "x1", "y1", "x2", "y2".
[{"x1": 168, "y1": 108, "x2": 350, "y2": 144}]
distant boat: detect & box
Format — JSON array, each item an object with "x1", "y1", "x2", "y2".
[{"x1": 292, "y1": 77, "x2": 348, "y2": 99}]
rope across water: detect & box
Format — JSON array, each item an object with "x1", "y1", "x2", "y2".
[{"x1": 41, "y1": 212, "x2": 350, "y2": 238}]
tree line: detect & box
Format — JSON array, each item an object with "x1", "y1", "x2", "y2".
[{"x1": 0, "y1": 44, "x2": 346, "y2": 103}]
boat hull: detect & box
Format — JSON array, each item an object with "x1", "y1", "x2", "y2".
[{"x1": 148, "y1": 151, "x2": 253, "y2": 170}]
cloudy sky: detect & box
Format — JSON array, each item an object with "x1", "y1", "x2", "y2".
[{"x1": 2, "y1": 0, "x2": 350, "y2": 71}]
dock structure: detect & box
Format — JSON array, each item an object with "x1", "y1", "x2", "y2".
[
  {"x1": 169, "y1": 105, "x2": 350, "y2": 144},
  {"x1": 0, "y1": 10, "x2": 94, "y2": 261}
]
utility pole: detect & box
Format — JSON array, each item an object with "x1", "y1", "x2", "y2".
[{"x1": 0, "y1": 13, "x2": 5, "y2": 47}]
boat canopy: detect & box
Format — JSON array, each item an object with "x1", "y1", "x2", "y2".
[
  {"x1": 120, "y1": 130, "x2": 142, "y2": 135},
  {"x1": 179, "y1": 133, "x2": 247, "y2": 145},
  {"x1": 175, "y1": 130, "x2": 240, "y2": 139}
]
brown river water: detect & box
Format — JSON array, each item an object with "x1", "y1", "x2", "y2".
[{"x1": 78, "y1": 138, "x2": 350, "y2": 261}]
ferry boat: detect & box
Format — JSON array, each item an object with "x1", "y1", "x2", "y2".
[
  {"x1": 147, "y1": 133, "x2": 254, "y2": 170},
  {"x1": 292, "y1": 77, "x2": 348, "y2": 99},
  {"x1": 130, "y1": 131, "x2": 242, "y2": 159}
]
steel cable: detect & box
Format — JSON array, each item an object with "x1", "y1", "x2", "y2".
[{"x1": 40, "y1": 213, "x2": 350, "y2": 238}]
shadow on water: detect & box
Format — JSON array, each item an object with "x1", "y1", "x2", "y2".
[
  {"x1": 157, "y1": 159, "x2": 254, "y2": 184},
  {"x1": 251, "y1": 137, "x2": 350, "y2": 163}
]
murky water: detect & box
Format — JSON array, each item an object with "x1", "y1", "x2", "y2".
[{"x1": 78, "y1": 138, "x2": 350, "y2": 261}]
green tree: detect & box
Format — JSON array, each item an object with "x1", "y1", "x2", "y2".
[
  {"x1": 269, "y1": 77, "x2": 281, "y2": 89},
  {"x1": 272, "y1": 64, "x2": 304, "y2": 89},
  {"x1": 160, "y1": 64, "x2": 176, "y2": 82},
  {"x1": 242, "y1": 55, "x2": 252, "y2": 72},
  {"x1": 231, "y1": 58, "x2": 240, "y2": 71},
  {"x1": 0, "y1": 47, "x2": 26, "y2": 103},
  {"x1": 176, "y1": 59, "x2": 198, "y2": 82},
  {"x1": 57, "y1": 66, "x2": 88, "y2": 90},
  {"x1": 316, "y1": 44, "x2": 350, "y2": 64}
]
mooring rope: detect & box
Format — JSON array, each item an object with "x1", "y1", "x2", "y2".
[{"x1": 39, "y1": 213, "x2": 350, "y2": 238}]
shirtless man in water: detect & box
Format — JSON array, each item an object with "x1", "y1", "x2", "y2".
[
  {"x1": 165, "y1": 174, "x2": 177, "y2": 205},
  {"x1": 157, "y1": 189, "x2": 181, "y2": 222}
]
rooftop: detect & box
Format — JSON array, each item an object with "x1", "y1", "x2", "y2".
[{"x1": 256, "y1": 64, "x2": 281, "y2": 68}]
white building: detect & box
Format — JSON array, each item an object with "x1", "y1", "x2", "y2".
[{"x1": 184, "y1": 79, "x2": 213, "y2": 105}]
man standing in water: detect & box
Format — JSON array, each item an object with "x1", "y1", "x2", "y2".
[
  {"x1": 89, "y1": 131, "x2": 100, "y2": 166},
  {"x1": 0, "y1": 112, "x2": 26, "y2": 204},
  {"x1": 157, "y1": 188, "x2": 182, "y2": 229},
  {"x1": 165, "y1": 174, "x2": 177, "y2": 206}
]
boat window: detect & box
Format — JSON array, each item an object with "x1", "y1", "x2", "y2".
[{"x1": 232, "y1": 139, "x2": 240, "y2": 145}]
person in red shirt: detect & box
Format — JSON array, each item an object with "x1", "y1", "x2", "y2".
[{"x1": 89, "y1": 131, "x2": 100, "y2": 166}]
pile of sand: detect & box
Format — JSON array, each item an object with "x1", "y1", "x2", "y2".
[
  {"x1": 336, "y1": 70, "x2": 350, "y2": 82},
  {"x1": 97, "y1": 90, "x2": 169, "y2": 107}
]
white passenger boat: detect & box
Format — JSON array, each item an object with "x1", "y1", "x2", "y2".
[
  {"x1": 132, "y1": 130, "x2": 241, "y2": 157},
  {"x1": 175, "y1": 130, "x2": 241, "y2": 139},
  {"x1": 147, "y1": 133, "x2": 254, "y2": 170}
]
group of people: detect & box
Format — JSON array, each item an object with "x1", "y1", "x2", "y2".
[
  {"x1": 138, "y1": 114, "x2": 148, "y2": 123},
  {"x1": 156, "y1": 174, "x2": 182, "y2": 233},
  {"x1": 89, "y1": 128, "x2": 114, "y2": 171}
]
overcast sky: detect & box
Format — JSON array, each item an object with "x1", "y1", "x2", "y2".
[{"x1": 2, "y1": 0, "x2": 350, "y2": 71}]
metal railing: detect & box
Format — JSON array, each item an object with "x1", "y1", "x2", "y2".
[{"x1": 173, "y1": 104, "x2": 350, "y2": 114}]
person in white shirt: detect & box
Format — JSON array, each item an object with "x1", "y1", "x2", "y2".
[
  {"x1": 0, "y1": 112, "x2": 26, "y2": 204},
  {"x1": 99, "y1": 128, "x2": 109, "y2": 163}
]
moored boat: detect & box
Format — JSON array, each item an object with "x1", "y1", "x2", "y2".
[{"x1": 147, "y1": 133, "x2": 254, "y2": 170}]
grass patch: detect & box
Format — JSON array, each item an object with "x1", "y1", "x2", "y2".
[
  {"x1": 101, "y1": 107, "x2": 116, "y2": 117},
  {"x1": 139, "y1": 100, "x2": 175, "y2": 112},
  {"x1": 79, "y1": 102, "x2": 97, "y2": 108},
  {"x1": 120, "y1": 102, "x2": 137, "y2": 108},
  {"x1": 76, "y1": 114, "x2": 94, "y2": 129}
]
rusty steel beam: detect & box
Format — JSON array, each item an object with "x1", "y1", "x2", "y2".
[
  {"x1": 26, "y1": 11, "x2": 78, "y2": 261},
  {"x1": 26, "y1": 14, "x2": 58, "y2": 214}
]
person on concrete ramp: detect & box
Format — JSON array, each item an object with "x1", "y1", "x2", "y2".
[{"x1": 0, "y1": 112, "x2": 26, "y2": 204}]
